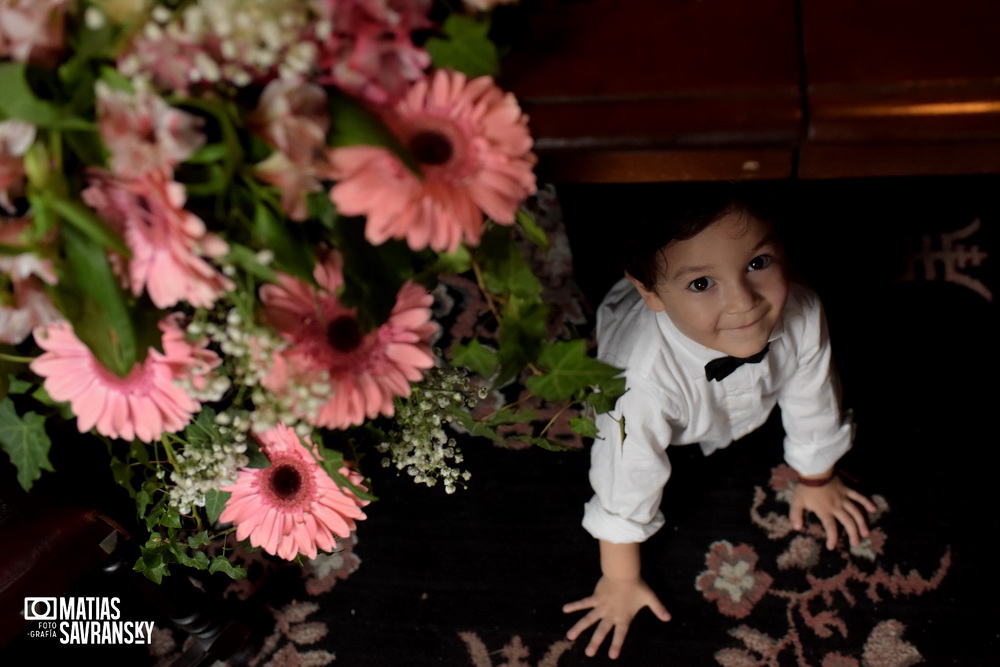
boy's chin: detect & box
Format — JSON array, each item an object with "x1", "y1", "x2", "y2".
[{"x1": 712, "y1": 336, "x2": 771, "y2": 359}]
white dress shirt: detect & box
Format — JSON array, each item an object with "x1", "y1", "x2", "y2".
[{"x1": 582, "y1": 278, "x2": 853, "y2": 544}]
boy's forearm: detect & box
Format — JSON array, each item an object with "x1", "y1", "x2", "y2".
[{"x1": 599, "y1": 540, "x2": 642, "y2": 580}]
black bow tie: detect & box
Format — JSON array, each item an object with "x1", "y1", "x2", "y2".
[{"x1": 705, "y1": 343, "x2": 770, "y2": 382}]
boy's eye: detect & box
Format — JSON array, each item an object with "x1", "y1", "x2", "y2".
[
  {"x1": 688, "y1": 276, "x2": 715, "y2": 292},
  {"x1": 748, "y1": 254, "x2": 772, "y2": 271}
]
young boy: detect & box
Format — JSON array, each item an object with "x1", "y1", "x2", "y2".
[{"x1": 562, "y1": 183, "x2": 876, "y2": 659}]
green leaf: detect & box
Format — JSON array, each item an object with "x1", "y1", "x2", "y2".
[
  {"x1": 0, "y1": 62, "x2": 92, "y2": 129},
  {"x1": 425, "y1": 14, "x2": 500, "y2": 78},
  {"x1": 187, "y1": 530, "x2": 213, "y2": 549},
  {"x1": 0, "y1": 398, "x2": 54, "y2": 490},
  {"x1": 43, "y1": 193, "x2": 130, "y2": 256},
  {"x1": 516, "y1": 209, "x2": 550, "y2": 250},
  {"x1": 584, "y1": 375, "x2": 626, "y2": 414},
  {"x1": 224, "y1": 242, "x2": 279, "y2": 284},
  {"x1": 135, "y1": 545, "x2": 170, "y2": 584},
  {"x1": 452, "y1": 339, "x2": 498, "y2": 378},
  {"x1": 204, "y1": 489, "x2": 230, "y2": 525},
  {"x1": 53, "y1": 224, "x2": 138, "y2": 376},
  {"x1": 252, "y1": 203, "x2": 315, "y2": 284},
  {"x1": 327, "y1": 92, "x2": 420, "y2": 175},
  {"x1": 526, "y1": 340, "x2": 623, "y2": 402},
  {"x1": 523, "y1": 436, "x2": 574, "y2": 452},
  {"x1": 476, "y1": 224, "x2": 543, "y2": 300},
  {"x1": 209, "y1": 555, "x2": 248, "y2": 579},
  {"x1": 569, "y1": 416, "x2": 600, "y2": 438}
]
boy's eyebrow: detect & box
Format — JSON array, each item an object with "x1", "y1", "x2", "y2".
[{"x1": 666, "y1": 233, "x2": 777, "y2": 282}]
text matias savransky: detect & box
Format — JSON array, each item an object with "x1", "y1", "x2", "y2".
[{"x1": 23, "y1": 596, "x2": 155, "y2": 645}]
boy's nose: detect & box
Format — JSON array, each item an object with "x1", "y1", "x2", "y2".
[{"x1": 725, "y1": 280, "x2": 758, "y2": 314}]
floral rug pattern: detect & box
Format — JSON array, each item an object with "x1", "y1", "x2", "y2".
[{"x1": 696, "y1": 466, "x2": 950, "y2": 667}]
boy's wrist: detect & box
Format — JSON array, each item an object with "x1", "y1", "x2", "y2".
[{"x1": 795, "y1": 469, "x2": 837, "y2": 487}]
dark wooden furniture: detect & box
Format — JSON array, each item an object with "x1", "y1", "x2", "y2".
[{"x1": 500, "y1": 0, "x2": 1000, "y2": 182}]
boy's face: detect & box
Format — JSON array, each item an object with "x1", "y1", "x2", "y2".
[{"x1": 628, "y1": 211, "x2": 788, "y2": 358}]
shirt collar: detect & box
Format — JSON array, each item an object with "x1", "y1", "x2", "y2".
[{"x1": 656, "y1": 310, "x2": 785, "y2": 364}]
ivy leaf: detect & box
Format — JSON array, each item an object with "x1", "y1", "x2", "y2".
[
  {"x1": 209, "y1": 555, "x2": 248, "y2": 579},
  {"x1": 476, "y1": 224, "x2": 543, "y2": 300},
  {"x1": 584, "y1": 375, "x2": 626, "y2": 414},
  {"x1": 495, "y1": 297, "x2": 547, "y2": 386},
  {"x1": 526, "y1": 340, "x2": 623, "y2": 402},
  {"x1": 569, "y1": 416, "x2": 600, "y2": 438},
  {"x1": 135, "y1": 542, "x2": 171, "y2": 584},
  {"x1": 425, "y1": 14, "x2": 500, "y2": 78},
  {"x1": 187, "y1": 531, "x2": 213, "y2": 549},
  {"x1": 524, "y1": 436, "x2": 574, "y2": 452},
  {"x1": 204, "y1": 489, "x2": 230, "y2": 525},
  {"x1": 452, "y1": 339, "x2": 498, "y2": 378},
  {"x1": 516, "y1": 209, "x2": 550, "y2": 250},
  {"x1": 0, "y1": 398, "x2": 54, "y2": 490}
]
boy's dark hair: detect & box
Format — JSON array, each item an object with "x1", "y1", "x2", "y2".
[{"x1": 610, "y1": 181, "x2": 785, "y2": 290}]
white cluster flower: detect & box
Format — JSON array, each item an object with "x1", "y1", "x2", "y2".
[
  {"x1": 377, "y1": 368, "x2": 478, "y2": 494},
  {"x1": 188, "y1": 294, "x2": 329, "y2": 437},
  {"x1": 167, "y1": 435, "x2": 248, "y2": 516},
  {"x1": 124, "y1": 0, "x2": 316, "y2": 87}
]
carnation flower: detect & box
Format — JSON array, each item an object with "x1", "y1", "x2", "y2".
[
  {"x1": 0, "y1": 218, "x2": 60, "y2": 345},
  {"x1": 254, "y1": 151, "x2": 324, "y2": 222},
  {"x1": 0, "y1": 0, "x2": 70, "y2": 68},
  {"x1": 248, "y1": 78, "x2": 329, "y2": 166},
  {"x1": 220, "y1": 424, "x2": 369, "y2": 561},
  {"x1": 0, "y1": 120, "x2": 36, "y2": 213},
  {"x1": 259, "y1": 250, "x2": 437, "y2": 429},
  {"x1": 328, "y1": 69, "x2": 537, "y2": 253},
  {"x1": 81, "y1": 172, "x2": 234, "y2": 309},
  {"x1": 29, "y1": 319, "x2": 207, "y2": 443},
  {"x1": 95, "y1": 81, "x2": 206, "y2": 178},
  {"x1": 311, "y1": 0, "x2": 432, "y2": 105}
]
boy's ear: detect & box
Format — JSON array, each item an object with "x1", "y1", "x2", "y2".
[{"x1": 625, "y1": 272, "x2": 666, "y2": 312}]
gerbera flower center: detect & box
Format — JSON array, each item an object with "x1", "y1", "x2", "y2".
[
  {"x1": 327, "y1": 315, "x2": 364, "y2": 353},
  {"x1": 408, "y1": 130, "x2": 453, "y2": 166},
  {"x1": 268, "y1": 464, "x2": 303, "y2": 500}
]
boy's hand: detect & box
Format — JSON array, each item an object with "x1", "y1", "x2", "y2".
[
  {"x1": 563, "y1": 575, "x2": 671, "y2": 659},
  {"x1": 790, "y1": 473, "x2": 877, "y2": 549}
]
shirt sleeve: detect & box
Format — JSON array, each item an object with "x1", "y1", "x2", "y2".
[
  {"x1": 582, "y1": 378, "x2": 676, "y2": 543},
  {"x1": 778, "y1": 293, "x2": 854, "y2": 476}
]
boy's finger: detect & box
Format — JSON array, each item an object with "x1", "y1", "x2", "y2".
[
  {"x1": 820, "y1": 515, "x2": 838, "y2": 549},
  {"x1": 835, "y1": 509, "x2": 861, "y2": 547},
  {"x1": 647, "y1": 597, "x2": 672, "y2": 622},
  {"x1": 566, "y1": 609, "x2": 600, "y2": 640},
  {"x1": 608, "y1": 623, "x2": 630, "y2": 660},
  {"x1": 843, "y1": 502, "x2": 870, "y2": 537},
  {"x1": 585, "y1": 620, "x2": 613, "y2": 658},
  {"x1": 847, "y1": 489, "x2": 878, "y2": 513},
  {"x1": 563, "y1": 597, "x2": 595, "y2": 614}
]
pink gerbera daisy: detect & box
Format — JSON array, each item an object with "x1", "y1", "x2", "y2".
[
  {"x1": 259, "y1": 250, "x2": 437, "y2": 429},
  {"x1": 220, "y1": 424, "x2": 369, "y2": 561},
  {"x1": 29, "y1": 318, "x2": 209, "y2": 443},
  {"x1": 327, "y1": 69, "x2": 537, "y2": 253}
]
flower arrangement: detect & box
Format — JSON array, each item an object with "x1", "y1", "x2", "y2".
[{"x1": 0, "y1": 0, "x2": 623, "y2": 582}]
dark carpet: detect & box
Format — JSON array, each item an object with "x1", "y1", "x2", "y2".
[{"x1": 2, "y1": 176, "x2": 996, "y2": 666}]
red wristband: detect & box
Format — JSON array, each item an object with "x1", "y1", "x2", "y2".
[{"x1": 796, "y1": 471, "x2": 837, "y2": 487}]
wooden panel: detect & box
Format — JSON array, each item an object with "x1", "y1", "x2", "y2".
[
  {"x1": 536, "y1": 148, "x2": 793, "y2": 183},
  {"x1": 800, "y1": 0, "x2": 1000, "y2": 177},
  {"x1": 501, "y1": 0, "x2": 802, "y2": 181}
]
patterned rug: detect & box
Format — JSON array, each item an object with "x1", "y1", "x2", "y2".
[{"x1": 4, "y1": 177, "x2": 996, "y2": 666}]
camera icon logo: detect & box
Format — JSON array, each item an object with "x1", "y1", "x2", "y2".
[{"x1": 23, "y1": 597, "x2": 58, "y2": 621}]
